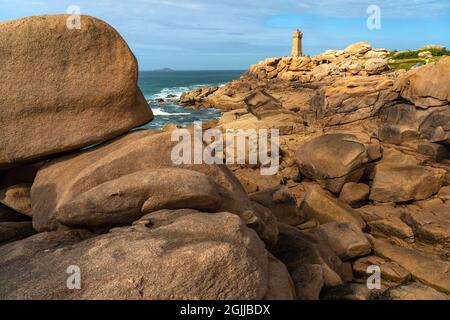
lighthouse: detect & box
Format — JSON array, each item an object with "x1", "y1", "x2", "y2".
[{"x1": 292, "y1": 29, "x2": 303, "y2": 57}]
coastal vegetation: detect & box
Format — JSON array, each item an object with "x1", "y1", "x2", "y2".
[{"x1": 387, "y1": 46, "x2": 449, "y2": 70}]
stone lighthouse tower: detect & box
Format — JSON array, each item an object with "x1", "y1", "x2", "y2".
[{"x1": 292, "y1": 29, "x2": 303, "y2": 57}]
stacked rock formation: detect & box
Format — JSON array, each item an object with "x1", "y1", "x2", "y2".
[
  {"x1": 177, "y1": 42, "x2": 450, "y2": 300},
  {"x1": 0, "y1": 15, "x2": 293, "y2": 300}
]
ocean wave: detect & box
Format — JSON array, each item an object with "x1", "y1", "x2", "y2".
[
  {"x1": 152, "y1": 107, "x2": 191, "y2": 116},
  {"x1": 150, "y1": 83, "x2": 223, "y2": 100},
  {"x1": 151, "y1": 87, "x2": 190, "y2": 100}
]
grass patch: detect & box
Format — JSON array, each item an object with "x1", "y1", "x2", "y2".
[
  {"x1": 388, "y1": 48, "x2": 450, "y2": 59},
  {"x1": 387, "y1": 51, "x2": 446, "y2": 70}
]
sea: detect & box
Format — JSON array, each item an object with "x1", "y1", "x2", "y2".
[{"x1": 138, "y1": 70, "x2": 244, "y2": 129}]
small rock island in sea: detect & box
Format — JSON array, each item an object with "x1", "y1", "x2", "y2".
[
  {"x1": 152, "y1": 67, "x2": 176, "y2": 72},
  {"x1": 0, "y1": 14, "x2": 449, "y2": 301}
]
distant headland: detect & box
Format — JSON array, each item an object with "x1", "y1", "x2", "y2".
[{"x1": 152, "y1": 67, "x2": 175, "y2": 72}]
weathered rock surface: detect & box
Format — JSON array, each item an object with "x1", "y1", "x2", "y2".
[
  {"x1": 417, "y1": 141, "x2": 450, "y2": 161},
  {"x1": 353, "y1": 256, "x2": 411, "y2": 284},
  {"x1": 179, "y1": 86, "x2": 219, "y2": 108},
  {"x1": 372, "y1": 238, "x2": 450, "y2": 294},
  {"x1": 0, "y1": 221, "x2": 35, "y2": 245},
  {"x1": 218, "y1": 106, "x2": 304, "y2": 136},
  {"x1": 357, "y1": 205, "x2": 405, "y2": 223},
  {"x1": 419, "y1": 108, "x2": 450, "y2": 144},
  {"x1": 418, "y1": 51, "x2": 433, "y2": 58},
  {"x1": 0, "y1": 210, "x2": 291, "y2": 300},
  {"x1": 317, "y1": 222, "x2": 372, "y2": 260},
  {"x1": 311, "y1": 64, "x2": 332, "y2": 80},
  {"x1": 438, "y1": 185, "x2": 450, "y2": 201},
  {"x1": 394, "y1": 57, "x2": 450, "y2": 108},
  {"x1": 344, "y1": 42, "x2": 372, "y2": 55},
  {"x1": 357, "y1": 205, "x2": 416, "y2": 242},
  {"x1": 319, "y1": 75, "x2": 399, "y2": 127},
  {"x1": 300, "y1": 185, "x2": 366, "y2": 229},
  {"x1": 295, "y1": 134, "x2": 369, "y2": 193},
  {"x1": 273, "y1": 223, "x2": 345, "y2": 298},
  {"x1": 378, "y1": 101, "x2": 450, "y2": 145},
  {"x1": 402, "y1": 204, "x2": 450, "y2": 247},
  {"x1": 57, "y1": 168, "x2": 223, "y2": 229},
  {"x1": 339, "y1": 182, "x2": 370, "y2": 208},
  {"x1": 289, "y1": 264, "x2": 324, "y2": 300},
  {"x1": 0, "y1": 184, "x2": 32, "y2": 216},
  {"x1": 0, "y1": 15, "x2": 153, "y2": 168},
  {"x1": 368, "y1": 217, "x2": 416, "y2": 242},
  {"x1": 338, "y1": 262, "x2": 354, "y2": 282},
  {"x1": 250, "y1": 186, "x2": 305, "y2": 226},
  {"x1": 419, "y1": 45, "x2": 446, "y2": 50},
  {"x1": 244, "y1": 90, "x2": 293, "y2": 120},
  {"x1": 264, "y1": 254, "x2": 297, "y2": 300},
  {"x1": 233, "y1": 168, "x2": 283, "y2": 193},
  {"x1": 379, "y1": 283, "x2": 449, "y2": 300},
  {"x1": 364, "y1": 58, "x2": 389, "y2": 75},
  {"x1": 31, "y1": 130, "x2": 278, "y2": 246},
  {"x1": 378, "y1": 124, "x2": 419, "y2": 145},
  {"x1": 370, "y1": 163, "x2": 445, "y2": 203}
]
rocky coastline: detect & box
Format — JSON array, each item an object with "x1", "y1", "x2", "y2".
[{"x1": 0, "y1": 15, "x2": 449, "y2": 300}]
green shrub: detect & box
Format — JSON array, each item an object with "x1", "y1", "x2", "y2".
[
  {"x1": 425, "y1": 48, "x2": 450, "y2": 56},
  {"x1": 390, "y1": 48, "x2": 449, "y2": 60},
  {"x1": 392, "y1": 51, "x2": 418, "y2": 59}
]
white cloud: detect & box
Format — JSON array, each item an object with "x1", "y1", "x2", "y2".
[{"x1": 1, "y1": 0, "x2": 449, "y2": 69}]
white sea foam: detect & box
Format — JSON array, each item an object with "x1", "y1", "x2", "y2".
[
  {"x1": 151, "y1": 83, "x2": 223, "y2": 100},
  {"x1": 152, "y1": 108, "x2": 190, "y2": 116},
  {"x1": 152, "y1": 87, "x2": 189, "y2": 100}
]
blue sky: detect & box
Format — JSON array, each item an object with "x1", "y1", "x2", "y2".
[{"x1": 1, "y1": 0, "x2": 449, "y2": 70}]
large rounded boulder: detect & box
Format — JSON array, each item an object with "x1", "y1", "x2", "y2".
[
  {"x1": 393, "y1": 57, "x2": 450, "y2": 108},
  {"x1": 0, "y1": 210, "x2": 294, "y2": 300},
  {"x1": 30, "y1": 130, "x2": 278, "y2": 246},
  {"x1": 0, "y1": 15, "x2": 153, "y2": 168},
  {"x1": 344, "y1": 42, "x2": 372, "y2": 55},
  {"x1": 295, "y1": 134, "x2": 369, "y2": 193}
]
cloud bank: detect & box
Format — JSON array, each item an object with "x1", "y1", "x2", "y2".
[{"x1": 1, "y1": 0, "x2": 449, "y2": 69}]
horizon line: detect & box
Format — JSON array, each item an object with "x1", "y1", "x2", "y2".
[{"x1": 140, "y1": 69, "x2": 247, "y2": 72}]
